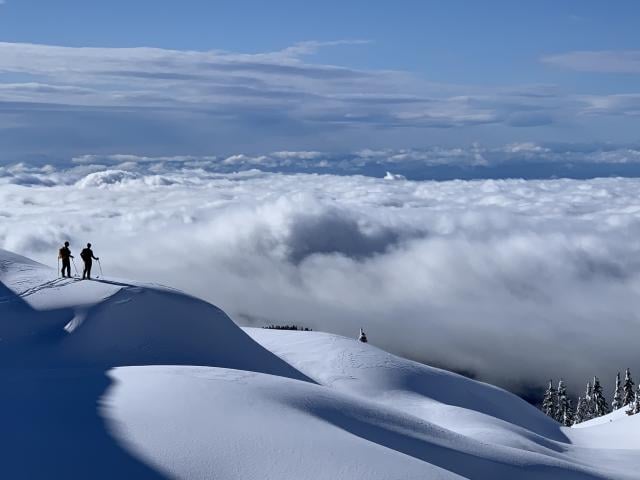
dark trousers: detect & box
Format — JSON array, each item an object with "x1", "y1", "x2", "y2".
[
  {"x1": 61, "y1": 259, "x2": 71, "y2": 278},
  {"x1": 82, "y1": 261, "x2": 93, "y2": 279}
]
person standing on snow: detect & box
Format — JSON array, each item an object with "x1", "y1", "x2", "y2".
[
  {"x1": 80, "y1": 243, "x2": 99, "y2": 280},
  {"x1": 58, "y1": 241, "x2": 74, "y2": 278}
]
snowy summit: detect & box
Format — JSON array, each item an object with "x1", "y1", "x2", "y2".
[{"x1": 1, "y1": 248, "x2": 639, "y2": 479}]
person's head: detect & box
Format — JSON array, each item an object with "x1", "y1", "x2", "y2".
[
  {"x1": 87, "y1": 243, "x2": 91, "y2": 248},
  {"x1": 64, "y1": 241, "x2": 69, "y2": 247}
]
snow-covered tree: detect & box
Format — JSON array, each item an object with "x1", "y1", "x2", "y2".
[
  {"x1": 592, "y1": 377, "x2": 610, "y2": 417},
  {"x1": 612, "y1": 372, "x2": 623, "y2": 411},
  {"x1": 358, "y1": 328, "x2": 367, "y2": 343},
  {"x1": 557, "y1": 380, "x2": 573, "y2": 425},
  {"x1": 583, "y1": 381, "x2": 595, "y2": 421},
  {"x1": 573, "y1": 396, "x2": 587, "y2": 425},
  {"x1": 562, "y1": 404, "x2": 574, "y2": 426},
  {"x1": 626, "y1": 385, "x2": 640, "y2": 416},
  {"x1": 542, "y1": 380, "x2": 558, "y2": 419},
  {"x1": 623, "y1": 368, "x2": 635, "y2": 407}
]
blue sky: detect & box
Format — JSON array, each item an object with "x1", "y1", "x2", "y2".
[{"x1": 1, "y1": 0, "x2": 640, "y2": 176}]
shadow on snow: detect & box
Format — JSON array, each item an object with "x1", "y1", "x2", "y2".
[{"x1": 0, "y1": 280, "x2": 168, "y2": 479}]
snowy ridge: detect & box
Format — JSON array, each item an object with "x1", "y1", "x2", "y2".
[
  {"x1": 246, "y1": 329, "x2": 561, "y2": 437},
  {"x1": 1, "y1": 248, "x2": 639, "y2": 479},
  {"x1": 0, "y1": 249, "x2": 306, "y2": 378}
]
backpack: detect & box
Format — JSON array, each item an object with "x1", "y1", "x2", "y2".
[{"x1": 58, "y1": 247, "x2": 65, "y2": 259}]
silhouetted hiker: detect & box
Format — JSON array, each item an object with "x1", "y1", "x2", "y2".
[
  {"x1": 80, "y1": 243, "x2": 99, "y2": 280},
  {"x1": 58, "y1": 241, "x2": 73, "y2": 278}
]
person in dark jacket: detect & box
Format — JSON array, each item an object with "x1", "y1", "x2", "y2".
[
  {"x1": 80, "y1": 243, "x2": 99, "y2": 280},
  {"x1": 58, "y1": 241, "x2": 73, "y2": 278}
]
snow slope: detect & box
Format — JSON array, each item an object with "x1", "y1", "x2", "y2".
[
  {"x1": 2, "y1": 248, "x2": 640, "y2": 479},
  {"x1": 246, "y1": 329, "x2": 640, "y2": 479},
  {"x1": 0, "y1": 249, "x2": 306, "y2": 377},
  {"x1": 567, "y1": 406, "x2": 640, "y2": 449}
]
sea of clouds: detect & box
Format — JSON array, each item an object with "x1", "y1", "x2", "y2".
[{"x1": 2, "y1": 159, "x2": 640, "y2": 397}]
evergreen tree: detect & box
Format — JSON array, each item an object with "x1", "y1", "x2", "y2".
[
  {"x1": 542, "y1": 380, "x2": 558, "y2": 419},
  {"x1": 557, "y1": 379, "x2": 573, "y2": 425},
  {"x1": 583, "y1": 381, "x2": 595, "y2": 421},
  {"x1": 627, "y1": 384, "x2": 640, "y2": 416},
  {"x1": 573, "y1": 396, "x2": 586, "y2": 425},
  {"x1": 562, "y1": 402, "x2": 574, "y2": 427},
  {"x1": 612, "y1": 372, "x2": 623, "y2": 410},
  {"x1": 623, "y1": 368, "x2": 635, "y2": 407},
  {"x1": 592, "y1": 377, "x2": 610, "y2": 417},
  {"x1": 358, "y1": 328, "x2": 368, "y2": 343}
]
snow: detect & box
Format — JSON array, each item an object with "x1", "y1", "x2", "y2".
[
  {"x1": 0, "y1": 249, "x2": 305, "y2": 377},
  {"x1": 105, "y1": 366, "x2": 459, "y2": 480},
  {"x1": 2, "y1": 247, "x2": 640, "y2": 479},
  {"x1": 567, "y1": 407, "x2": 640, "y2": 450}
]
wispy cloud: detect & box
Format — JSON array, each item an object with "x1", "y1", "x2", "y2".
[
  {"x1": 276, "y1": 39, "x2": 372, "y2": 57},
  {"x1": 0, "y1": 40, "x2": 493, "y2": 130},
  {"x1": 578, "y1": 94, "x2": 640, "y2": 116},
  {"x1": 0, "y1": 40, "x2": 638, "y2": 160},
  {"x1": 0, "y1": 42, "x2": 574, "y2": 120},
  {"x1": 0, "y1": 40, "x2": 516, "y2": 151}
]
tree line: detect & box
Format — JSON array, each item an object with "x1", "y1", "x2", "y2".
[
  {"x1": 541, "y1": 368, "x2": 640, "y2": 426},
  {"x1": 262, "y1": 324, "x2": 312, "y2": 331}
]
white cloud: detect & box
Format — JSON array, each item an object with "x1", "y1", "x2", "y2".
[
  {"x1": 0, "y1": 42, "x2": 594, "y2": 135},
  {"x1": 0, "y1": 40, "x2": 543, "y2": 159},
  {"x1": 61, "y1": 143, "x2": 640, "y2": 173},
  {"x1": 579, "y1": 94, "x2": 640, "y2": 117},
  {"x1": 2, "y1": 142, "x2": 640, "y2": 187},
  {"x1": 384, "y1": 171, "x2": 407, "y2": 180},
  {"x1": 3, "y1": 165, "x2": 640, "y2": 397},
  {"x1": 0, "y1": 41, "x2": 398, "y2": 111},
  {"x1": 0, "y1": 41, "x2": 639, "y2": 158}
]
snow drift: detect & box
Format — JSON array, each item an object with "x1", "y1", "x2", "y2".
[
  {"x1": 1, "y1": 248, "x2": 640, "y2": 479},
  {"x1": 0, "y1": 249, "x2": 306, "y2": 378}
]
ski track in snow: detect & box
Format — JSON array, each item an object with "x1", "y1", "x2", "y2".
[
  {"x1": 1, "y1": 248, "x2": 639, "y2": 479},
  {"x1": 15, "y1": 277, "x2": 74, "y2": 297}
]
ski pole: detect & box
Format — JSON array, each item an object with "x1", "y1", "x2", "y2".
[
  {"x1": 58, "y1": 257, "x2": 61, "y2": 277},
  {"x1": 72, "y1": 258, "x2": 79, "y2": 277},
  {"x1": 98, "y1": 259, "x2": 104, "y2": 278}
]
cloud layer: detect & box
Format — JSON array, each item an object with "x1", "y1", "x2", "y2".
[
  {"x1": 2, "y1": 163, "x2": 640, "y2": 397},
  {"x1": 0, "y1": 40, "x2": 498, "y2": 130},
  {"x1": 1, "y1": 41, "x2": 640, "y2": 160},
  {"x1": 4, "y1": 141, "x2": 640, "y2": 183}
]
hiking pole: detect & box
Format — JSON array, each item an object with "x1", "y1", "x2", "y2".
[
  {"x1": 58, "y1": 257, "x2": 61, "y2": 278},
  {"x1": 72, "y1": 258, "x2": 79, "y2": 278},
  {"x1": 98, "y1": 259, "x2": 103, "y2": 278}
]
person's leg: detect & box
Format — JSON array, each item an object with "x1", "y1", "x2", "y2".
[
  {"x1": 63, "y1": 260, "x2": 70, "y2": 277},
  {"x1": 87, "y1": 262, "x2": 92, "y2": 280}
]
